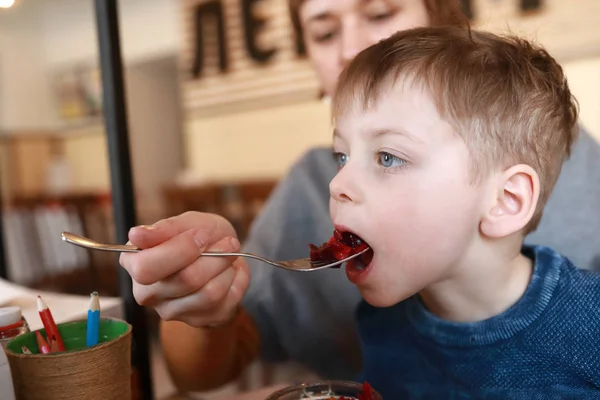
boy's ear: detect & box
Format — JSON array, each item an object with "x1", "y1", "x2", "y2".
[{"x1": 480, "y1": 164, "x2": 540, "y2": 239}]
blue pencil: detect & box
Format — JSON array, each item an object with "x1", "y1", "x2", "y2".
[{"x1": 86, "y1": 291, "x2": 100, "y2": 347}]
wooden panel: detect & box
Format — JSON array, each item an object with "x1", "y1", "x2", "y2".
[
  {"x1": 0, "y1": 139, "x2": 14, "y2": 200},
  {"x1": 8, "y1": 135, "x2": 55, "y2": 197}
]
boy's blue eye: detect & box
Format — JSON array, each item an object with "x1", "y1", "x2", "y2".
[
  {"x1": 378, "y1": 152, "x2": 406, "y2": 168},
  {"x1": 333, "y1": 152, "x2": 348, "y2": 167}
]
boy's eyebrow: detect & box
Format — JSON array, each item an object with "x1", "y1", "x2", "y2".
[
  {"x1": 333, "y1": 127, "x2": 424, "y2": 144},
  {"x1": 370, "y1": 128, "x2": 424, "y2": 144}
]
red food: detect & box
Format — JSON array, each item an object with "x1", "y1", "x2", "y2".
[
  {"x1": 326, "y1": 382, "x2": 375, "y2": 400},
  {"x1": 309, "y1": 230, "x2": 369, "y2": 267},
  {"x1": 358, "y1": 382, "x2": 374, "y2": 400}
]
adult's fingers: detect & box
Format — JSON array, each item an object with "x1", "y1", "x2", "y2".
[
  {"x1": 131, "y1": 237, "x2": 241, "y2": 303},
  {"x1": 123, "y1": 229, "x2": 240, "y2": 286},
  {"x1": 127, "y1": 211, "x2": 236, "y2": 250},
  {"x1": 159, "y1": 259, "x2": 250, "y2": 327},
  {"x1": 154, "y1": 265, "x2": 238, "y2": 321}
]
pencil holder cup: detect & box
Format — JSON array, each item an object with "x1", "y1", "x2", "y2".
[{"x1": 3, "y1": 318, "x2": 131, "y2": 400}]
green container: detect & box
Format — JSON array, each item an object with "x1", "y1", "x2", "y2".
[
  {"x1": 4, "y1": 318, "x2": 132, "y2": 400},
  {"x1": 6, "y1": 317, "x2": 129, "y2": 354}
]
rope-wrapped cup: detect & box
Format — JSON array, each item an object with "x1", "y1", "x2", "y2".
[{"x1": 4, "y1": 318, "x2": 132, "y2": 400}]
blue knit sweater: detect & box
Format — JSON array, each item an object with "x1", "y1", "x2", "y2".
[{"x1": 355, "y1": 245, "x2": 600, "y2": 399}]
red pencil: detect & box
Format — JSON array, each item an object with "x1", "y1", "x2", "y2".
[
  {"x1": 35, "y1": 331, "x2": 51, "y2": 354},
  {"x1": 37, "y1": 295, "x2": 65, "y2": 352},
  {"x1": 49, "y1": 335, "x2": 60, "y2": 353}
]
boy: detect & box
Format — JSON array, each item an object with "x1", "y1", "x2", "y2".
[{"x1": 329, "y1": 26, "x2": 600, "y2": 398}]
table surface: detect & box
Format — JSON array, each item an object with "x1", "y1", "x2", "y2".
[{"x1": 0, "y1": 278, "x2": 123, "y2": 330}]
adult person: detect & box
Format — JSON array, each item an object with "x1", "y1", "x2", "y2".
[{"x1": 120, "y1": 0, "x2": 600, "y2": 392}]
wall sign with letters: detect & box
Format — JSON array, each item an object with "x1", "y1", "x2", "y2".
[
  {"x1": 181, "y1": 0, "x2": 316, "y2": 116},
  {"x1": 189, "y1": 0, "x2": 306, "y2": 78}
]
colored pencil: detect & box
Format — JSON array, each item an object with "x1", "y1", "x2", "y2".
[
  {"x1": 86, "y1": 291, "x2": 100, "y2": 347},
  {"x1": 49, "y1": 335, "x2": 60, "y2": 353},
  {"x1": 21, "y1": 345, "x2": 32, "y2": 355},
  {"x1": 37, "y1": 295, "x2": 65, "y2": 352},
  {"x1": 35, "y1": 331, "x2": 50, "y2": 354}
]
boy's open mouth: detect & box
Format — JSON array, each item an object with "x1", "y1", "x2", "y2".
[{"x1": 309, "y1": 229, "x2": 374, "y2": 273}]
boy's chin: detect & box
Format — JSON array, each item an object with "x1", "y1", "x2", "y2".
[{"x1": 360, "y1": 287, "x2": 409, "y2": 308}]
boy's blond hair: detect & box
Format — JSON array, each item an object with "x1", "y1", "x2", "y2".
[{"x1": 333, "y1": 26, "x2": 579, "y2": 232}]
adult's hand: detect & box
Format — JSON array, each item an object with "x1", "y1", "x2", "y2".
[{"x1": 120, "y1": 212, "x2": 250, "y2": 327}]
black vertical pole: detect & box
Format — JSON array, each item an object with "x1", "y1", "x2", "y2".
[
  {"x1": 0, "y1": 219, "x2": 6, "y2": 280},
  {"x1": 93, "y1": 1, "x2": 153, "y2": 399},
  {"x1": 0, "y1": 168, "x2": 8, "y2": 280}
]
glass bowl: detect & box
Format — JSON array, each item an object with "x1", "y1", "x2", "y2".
[{"x1": 265, "y1": 380, "x2": 382, "y2": 400}]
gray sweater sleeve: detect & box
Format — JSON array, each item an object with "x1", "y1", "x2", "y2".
[
  {"x1": 241, "y1": 147, "x2": 337, "y2": 362},
  {"x1": 526, "y1": 127, "x2": 600, "y2": 271}
]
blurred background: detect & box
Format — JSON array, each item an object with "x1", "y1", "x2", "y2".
[{"x1": 0, "y1": 0, "x2": 598, "y2": 398}]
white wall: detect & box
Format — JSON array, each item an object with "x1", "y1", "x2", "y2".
[
  {"x1": 563, "y1": 57, "x2": 600, "y2": 143},
  {"x1": 0, "y1": 0, "x2": 182, "y2": 131},
  {"x1": 185, "y1": 99, "x2": 333, "y2": 181},
  {"x1": 62, "y1": 126, "x2": 110, "y2": 190},
  {"x1": 38, "y1": 0, "x2": 181, "y2": 68},
  {"x1": 0, "y1": 0, "x2": 58, "y2": 130}
]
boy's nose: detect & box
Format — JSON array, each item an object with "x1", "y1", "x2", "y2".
[{"x1": 330, "y1": 170, "x2": 356, "y2": 203}]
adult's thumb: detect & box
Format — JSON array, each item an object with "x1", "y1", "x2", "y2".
[{"x1": 128, "y1": 212, "x2": 236, "y2": 250}]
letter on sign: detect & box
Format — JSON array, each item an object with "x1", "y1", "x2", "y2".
[
  {"x1": 241, "y1": 0, "x2": 277, "y2": 63},
  {"x1": 192, "y1": 0, "x2": 228, "y2": 78},
  {"x1": 520, "y1": 0, "x2": 542, "y2": 12}
]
